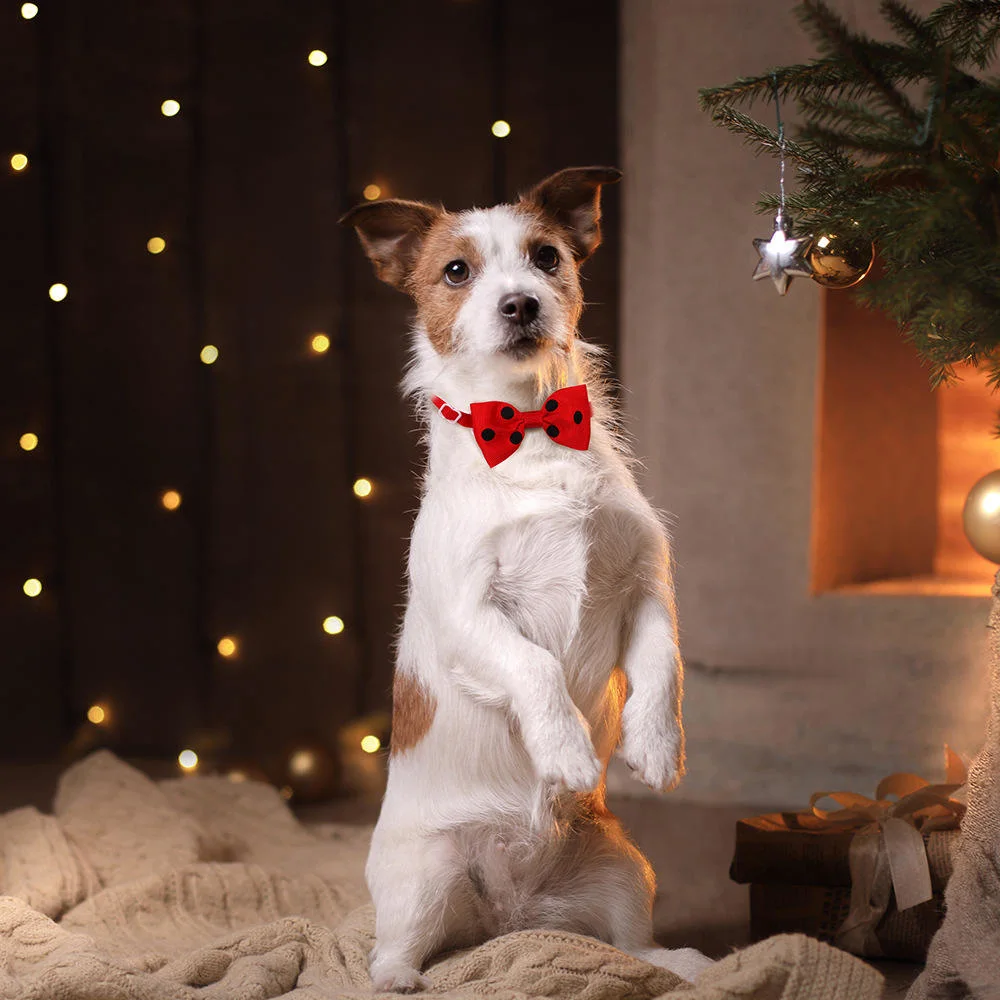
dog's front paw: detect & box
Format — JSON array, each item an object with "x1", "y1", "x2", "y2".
[
  {"x1": 618, "y1": 706, "x2": 684, "y2": 792},
  {"x1": 523, "y1": 711, "x2": 602, "y2": 793}
]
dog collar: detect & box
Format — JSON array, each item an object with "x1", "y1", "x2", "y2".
[{"x1": 430, "y1": 385, "x2": 592, "y2": 468}]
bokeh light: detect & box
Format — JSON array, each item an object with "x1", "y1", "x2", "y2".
[
  {"x1": 87, "y1": 704, "x2": 107, "y2": 725},
  {"x1": 308, "y1": 49, "x2": 328, "y2": 66},
  {"x1": 217, "y1": 636, "x2": 238, "y2": 658},
  {"x1": 48, "y1": 283, "x2": 68, "y2": 302},
  {"x1": 20, "y1": 3, "x2": 38, "y2": 19},
  {"x1": 23, "y1": 578, "x2": 42, "y2": 598},
  {"x1": 360, "y1": 734, "x2": 381, "y2": 754},
  {"x1": 147, "y1": 236, "x2": 166, "y2": 254},
  {"x1": 161, "y1": 490, "x2": 182, "y2": 511},
  {"x1": 200, "y1": 344, "x2": 219, "y2": 365},
  {"x1": 362, "y1": 184, "x2": 381, "y2": 201},
  {"x1": 491, "y1": 119, "x2": 511, "y2": 138},
  {"x1": 10, "y1": 153, "x2": 28, "y2": 172},
  {"x1": 161, "y1": 99, "x2": 181, "y2": 117},
  {"x1": 322, "y1": 615, "x2": 345, "y2": 635},
  {"x1": 178, "y1": 749, "x2": 199, "y2": 771},
  {"x1": 310, "y1": 333, "x2": 330, "y2": 354},
  {"x1": 352, "y1": 477, "x2": 373, "y2": 499},
  {"x1": 19, "y1": 433, "x2": 38, "y2": 452}
]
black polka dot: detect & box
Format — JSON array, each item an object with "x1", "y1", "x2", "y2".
[
  {"x1": 481, "y1": 428, "x2": 495, "y2": 441},
  {"x1": 510, "y1": 431, "x2": 523, "y2": 444},
  {"x1": 545, "y1": 399, "x2": 558, "y2": 412},
  {"x1": 573, "y1": 410, "x2": 583, "y2": 424},
  {"x1": 500, "y1": 406, "x2": 515, "y2": 420},
  {"x1": 546, "y1": 425, "x2": 560, "y2": 438}
]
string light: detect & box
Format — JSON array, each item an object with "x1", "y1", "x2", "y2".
[
  {"x1": 20, "y1": 3, "x2": 38, "y2": 19},
  {"x1": 161, "y1": 99, "x2": 181, "y2": 117},
  {"x1": 217, "y1": 636, "x2": 238, "y2": 657},
  {"x1": 491, "y1": 119, "x2": 511, "y2": 138},
  {"x1": 147, "y1": 236, "x2": 166, "y2": 254},
  {"x1": 177, "y1": 749, "x2": 199, "y2": 771},
  {"x1": 289, "y1": 749, "x2": 316, "y2": 776},
  {"x1": 200, "y1": 344, "x2": 219, "y2": 365},
  {"x1": 322, "y1": 615, "x2": 345, "y2": 635},
  {"x1": 352, "y1": 477, "x2": 373, "y2": 499},
  {"x1": 19, "y1": 433, "x2": 38, "y2": 452},
  {"x1": 48, "y1": 283, "x2": 68, "y2": 302},
  {"x1": 23, "y1": 578, "x2": 42, "y2": 598},
  {"x1": 310, "y1": 333, "x2": 330, "y2": 354},
  {"x1": 160, "y1": 489, "x2": 182, "y2": 511},
  {"x1": 10, "y1": 153, "x2": 28, "y2": 172},
  {"x1": 87, "y1": 704, "x2": 107, "y2": 725},
  {"x1": 362, "y1": 184, "x2": 381, "y2": 201},
  {"x1": 308, "y1": 49, "x2": 328, "y2": 66},
  {"x1": 360, "y1": 734, "x2": 381, "y2": 753}
]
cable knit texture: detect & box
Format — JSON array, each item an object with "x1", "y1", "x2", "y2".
[{"x1": 0, "y1": 751, "x2": 883, "y2": 999}]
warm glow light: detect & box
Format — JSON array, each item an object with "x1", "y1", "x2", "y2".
[
  {"x1": 308, "y1": 49, "x2": 328, "y2": 66},
  {"x1": 217, "y1": 636, "x2": 237, "y2": 657},
  {"x1": 161, "y1": 99, "x2": 181, "y2": 117},
  {"x1": 20, "y1": 3, "x2": 38, "y2": 19},
  {"x1": 10, "y1": 153, "x2": 28, "y2": 171},
  {"x1": 310, "y1": 333, "x2": 330, "y2": 354},
  {"x1": 19, "y1": 433, "x2": 38, "y2": 452},
  {"x1": 48, "y1": 282, "x2": 68, "y2": 302},
  {"x1": 147, "y1": 236, "x2": 166, "y2": 254},
  {"x1": 161, "y1": 489, "x2": 182, "y2": 511},
  {"x1": 362, "y1": 184, "x2": 381, "y2": 201},
  {"x1": 353, "y1": 477, "x2": 373, "y2": 498},
  {"x1": 178, "y1": 749, "x2": 199, "y2": 770},
  {"x1": 289, "y1": 749, "x2": 316, "y2": 776},
  {"x1": 981, "y1": 491, "x2": 1000, "y2": 516},
  {"x1": 816, "y1": 235, "x2": 831, "y2": 249},
  {"x1": 322, "y1": 615, "x2": 345, "y2": 635},
  {"x1": 360, "y1": 734, "x2": 381, "y2": 754},
  {"x1": 23, "y1": 578, "x2": 42, "y2": 598},
  {"x1": 491, "y1": 119, "x2": 511, "y2": 138},
  {"x1": 87, "y1": 704, "x2": 107, "y2": 725},
  {"x1": 200, "y1": 344, "x2": 219, "y2": 365}
]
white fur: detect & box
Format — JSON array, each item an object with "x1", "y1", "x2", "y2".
[{"x1": 365, "y1": 205, "x2": 713, "y2": 992}]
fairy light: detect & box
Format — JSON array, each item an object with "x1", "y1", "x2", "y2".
[
  {"x1": 161, "y1": 99, "x2": 180, "y2": 117},
  {"x1": 491, "y1": 119, "x2": 511, "y2": 138},
  {"x1": 362, "y1": 184, "x2": 381, "y2": 201},
  {"x1": 360, "y1": 734, "x2": 381, "y2": 754},
  {"x1": 310, "y1": 333, "x2": 330, "y2": 354},
  {"x1": 20, "y1": 3, "x2": 38, "y2": 19},
  {"x1": 217, "y1": 636, "x2": 237, "y2": 657},
  {"x1": 23, "y1": 578, "x2": 42, "y2": 598},
  {"x1": 177, "y1": 749, "x2": 199, "y2": 771},
  {"x1": 147, "y1": 236, "x2": 166, "y2": 254},
  {"x1": 200, "y1": 344, "x2": 219, "y2": 365},
  {"x1": 322, "y1": 615, "x2": 345, "y2": 635},
  {"x1": 289, "y1": 749, "x2": 316, "y2": 776},
  {"x1": 48, "y1": 283, "x2": 68, "y2": 302},
  {"x1": 160, "y1": 489, "x2": 182, "y2": 511},
  {"x1": 10, "y1": 153, "x2": 28, "y2": 172},
  {"x1": 308, "y1": 49, "x2": 328, "y2": 66},
  {"x1": 87, "y1": 704, "x2": 107, "y2": 725},
  {"x1": 19, "y1": 433, "x2": 38, "y2": 452},
  {"x1": 352, "y1": 477, "x2": 373, "y2": 499}
]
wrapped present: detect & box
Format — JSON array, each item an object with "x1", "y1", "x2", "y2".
[{"x1": 731, "y1": 749, "x2": 967, "y2": 960}]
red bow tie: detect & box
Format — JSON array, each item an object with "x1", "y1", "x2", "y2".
[{"x1": 431, "y1": 385, "x2": 592, "y2": 468}]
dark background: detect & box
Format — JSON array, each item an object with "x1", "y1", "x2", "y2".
[{"x1": 1, "y1": 0, "x2": 619, "y2": 767}]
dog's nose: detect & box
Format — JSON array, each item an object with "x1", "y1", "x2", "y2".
[{"x1": 498, "y1": 292, "x2": 540, "y2": 326}]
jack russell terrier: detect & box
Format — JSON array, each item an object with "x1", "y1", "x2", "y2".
[{"x1": 343, "y1": 167, "x2": 712, "y2": 992}]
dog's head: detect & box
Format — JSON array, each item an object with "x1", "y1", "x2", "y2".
[{"x1": 341, "y1": 167, "x2": 620, "y2": 369}]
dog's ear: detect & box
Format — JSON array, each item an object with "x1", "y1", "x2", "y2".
[
  {"x1": 340, "y1": 199, "x2": 443, "y2": 290},
  {"x1": 521, "y1": 166, "x2": 621, "y2": 262}
]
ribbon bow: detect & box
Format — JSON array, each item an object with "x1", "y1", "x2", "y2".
[
  {"x1": 431, "y1": 385, "x2": 592, "y2": 468},
  {"x1": 807, "y1": 747, "x2": 967, "y2": 956}
]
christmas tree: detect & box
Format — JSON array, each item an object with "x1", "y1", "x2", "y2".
[{"x1": 699, "y1": 0, "x2": 1000, "y2": 387}]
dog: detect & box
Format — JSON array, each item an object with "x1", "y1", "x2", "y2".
[{"x1": 342, "y1": 167, "x2": 712, "y2": 992}]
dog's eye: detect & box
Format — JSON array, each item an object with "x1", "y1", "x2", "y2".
[
  {"x1": 443, "y1": 260, "x2": 470, "y2": 285},
  {"x1": 533, "y1": 245, "x2": 559, "y2": 272}
]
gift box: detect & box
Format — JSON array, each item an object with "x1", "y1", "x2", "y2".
[{"x1": 730, "y1": 752, "x2": 967, "y2": 961}]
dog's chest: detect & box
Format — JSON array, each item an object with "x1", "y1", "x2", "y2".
[{"x1": 486, "y1": 468, "x2": 641, "y2": 659}]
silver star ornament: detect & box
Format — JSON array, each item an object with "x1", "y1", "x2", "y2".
[{"x1": 752, "y1": 218, "x2": 815, "y2": 295}]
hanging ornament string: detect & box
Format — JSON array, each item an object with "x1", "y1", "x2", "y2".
[{"x1": 751, "y1": 74, "x2": 815, "y2": 296}]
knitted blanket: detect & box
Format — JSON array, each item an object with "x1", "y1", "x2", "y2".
[{"x1": 0, "y1": 751, "x2": 884, "y2": 999}]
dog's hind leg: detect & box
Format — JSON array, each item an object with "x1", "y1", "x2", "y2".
[{"x1": 367, "y1": 829, "x2": 479, "y2": 994}]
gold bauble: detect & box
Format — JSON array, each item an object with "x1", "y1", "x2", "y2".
[
  {"x1": 962, "y1": 470, "x2": 1000, "y2": 564},
  {"x1": 807, "y1": 234, "x2": 874, "y2": 289}
]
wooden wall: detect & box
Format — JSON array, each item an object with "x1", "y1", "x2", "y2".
[{"x1": 0, "y1": 0, "x2": 619, "y2": 762}]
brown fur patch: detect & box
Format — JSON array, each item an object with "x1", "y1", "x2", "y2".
[
  {"x1": 408, "y1": 215, "x2": 483, "y2": 355},
  {"x1": 390, "y1": 671, "x2": 437, "y2": 755},
  {"x1": 516, "y1": 208, "x2": 585, "y2": 330}
]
